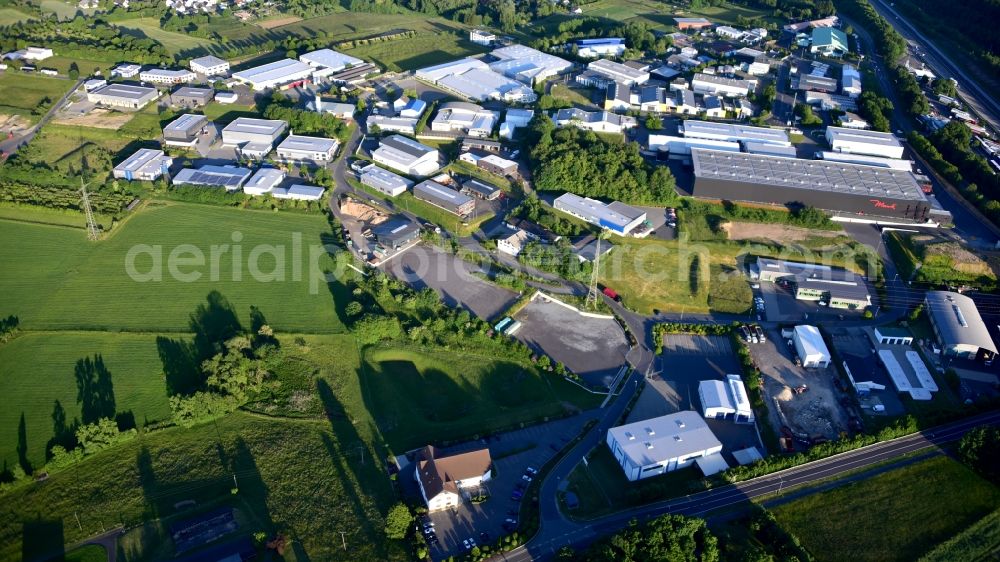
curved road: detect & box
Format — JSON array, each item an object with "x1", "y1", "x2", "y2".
[{"x1": 493, "y1": 409, "x2": 1000, "y2": 561}]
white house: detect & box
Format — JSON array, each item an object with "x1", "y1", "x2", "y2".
[
  {"x1": 416, "y1": 445, "x2": 492, "y2": 512},
  {"x1": 113, "y1": 148, "x2": 173, "y2": 182},
  {"x1": 139, "y1": 68, "x2": 197, "y2": 85},
  {"x1": 793, "y1": 325, "x2": 831, "y2": 368},
  {"x1": 243, "y1": 167, "x2": 286, "y2": 196},
  {"x1": 500, "y1": 108, "x2": 534, "y2": 139},
  {"x1": 275, "y1": 134, "x2": 339, "y2": 164},
  {"x1": 430, "y1": 102, "x2": 498, "y2": 138},
  {"x1": 470, "y1": 29, "x2": 497, "y2": 46},
  {"x1": 606, "y1": 411, "x2": 726, "y2": 481},
  {"x1": 497, "y1": 229, "x2": 531, "y2": 256}
]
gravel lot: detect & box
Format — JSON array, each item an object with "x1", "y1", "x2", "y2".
[
  {"x1": 513, "y1": 295, "x2": 629, "y2": 388},
  {"x1": 385, "y1": 245, "x2": 519, "y2": 321}
]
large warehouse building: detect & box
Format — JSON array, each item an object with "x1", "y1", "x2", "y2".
[
  {"x1": 231, "y1": 58, "x2": 314, "y2": 90},
  {"x1": 372, "y1": 135, "x2": 440, "y2": 177},
  {"x1": 87, "y1": 83, "x2": 158, "y2": 109},
  {"x1": 606, "y1": 411, "x2": 726, "y2": 481},
  {"x1": 825, "y1": 126, "x2": 905, "y2": 159},
  {"x1": 221, "y1": 118, "x2": 288, "y2": 159},
  {"x1": 415, "y1": 58, "x2": 537, "y2": 103},
  {"x1": 691, "y1": 149, "x2": 930, "y2": 222},
  {"x1": 924, "y1": 291, "x2": 998, "y2": 363}
]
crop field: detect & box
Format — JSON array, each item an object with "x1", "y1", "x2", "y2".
[
  {"x1": 0, "y1": 205, "x2": 114, "y2": 230},
  {"x1": 39, "y1": 0, "x2": 92, "y2": 20},
  {"x1": 0, "y1": 331, "x2": 171, "y2": 468},
  {"x1": 0, "y1": 202, "x2": 352, "y2": 334},
  {"x1": 0, "y1": 74, "x2": 74, "y2": 122},
  {"x1": 362, "y1": 347, "x2": 598, "y2": 451},
  {"x1": 772, "y1": 455, "x2": 1000, "y2": 562}
]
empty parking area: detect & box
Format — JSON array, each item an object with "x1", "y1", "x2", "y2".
[
  {"x1": 513, "y1": 295, "x2": 629, "y2": 388},
  {"x1": 385, "y1": 245, "x2": 518, "y2": 321},
  {"x1": 829, "y1": 328, "x2": 905, "y2": 417}
]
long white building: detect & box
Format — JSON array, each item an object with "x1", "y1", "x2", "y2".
[
  {"x1": 231, "y1": 58, "x2": 314, "y2": 90},
  {"x1": 586, "y1": 59, "x2": 650, "y2": 86},
  {"x1": 221, "y1": 118, "x2": 288, "y2": 159},
  {"x1": 691, "y1": 73, "x2": 753, "y2": 97},
  {"x1": 113, "y1": 148, "x2": 173, "y2": 181},
  {"x1": 648, "y1": 135, "x2": 741, "y2": 155},
  {"x1": 681, "y1": 120, "x2": 791, "y2": 147},
  {"x1": 139, "y1": 68, "x2": 197, "y2": 85},
  {"x1": 416, "y1": 58, "x2": 537, "y2": 103},
  {"x1": 825, "y1": 126, "x2": 905, "y2": 159},
  {"x1": 190, "y1": 55, "x2": 230, "y2": 76},
  {"x1": 488, "y1": 44, "x2": 573, "y2": 85},
  {"x1": 606, "y1": 411, "x2": 726, "y2": 481},
  {"x1": 553, "y1": 193, "x2": 646, "y2": 235},
  {"x1": 299, "y1": 48, "x2": 364, "y2": 79},
  {"x1": 552, "y1": 108, "x2": 637, "y2": 134}
]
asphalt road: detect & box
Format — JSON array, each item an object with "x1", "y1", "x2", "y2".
[
  {"x1": 491, "y1": 409, "x2": 1000, "y2": 561},
  {"x1": 867, "y1": 0, "x2": 1000, "y2": 133}
]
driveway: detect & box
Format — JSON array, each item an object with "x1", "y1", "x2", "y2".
[
  {"x1": 384, "y1": 245, "x2": 519, "y2": 321},
  {"x1": 513, "y1": 294, "x2": 630, "y2": 388}
]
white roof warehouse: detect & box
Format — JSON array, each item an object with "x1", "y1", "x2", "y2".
[
  {"x1": 87, "y1": 83, "x2": 159, "y2": 109},
  {"x1": 606, "y1": 411, "x2": 725, "y2": 481},
  {"x1": 232, "y1": 58, "x2": 314, "y2": 90},
  {"x1": 276, "y1": 134, "x2": 339, "y2": 163}
]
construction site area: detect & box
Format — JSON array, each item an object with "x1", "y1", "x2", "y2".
[{"x1": 751, "y1": 326, "x2": 855, "y2": 451}]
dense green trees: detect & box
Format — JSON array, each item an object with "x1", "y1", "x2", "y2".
[
  {"x1": 528, "y1": 118, "x2": 677, "y2": 205},
  {"x1": 0, "y1": 17, "x2": 170, "y2": 64},
  {"x1": 383, "y1": 503, "x2": 413, "y2": 540},
  {"x1": 858, "y1": 90, "x2": 893, "y2": 132},
  {"x1": 958, "y1": 426, "x2": 1000, "y2": 485},
  {"x1": 932, "y1": 78, "x2": 957, "y2": 98},
  {"x1": 583, "y1": 515, "x2": 720, "y2": 562},
  {"x1": 519, "y1": 240, "x2": 591, "y2": 282},
  {"x1": 510, "y1": 195, "x2": 590, "y2": 237},
  {"x1": 263, "y1": 96, "x2": 350, "y2": 142}
]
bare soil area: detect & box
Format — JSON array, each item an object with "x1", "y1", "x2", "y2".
[
  {"x1": 257, "y1": 15, "x2": 302, "y2": 28},
  {"x1": 339, "y1": 196, "x2": 388, "y2": 225},
  {"x1": 723, "y1": 221, "x2": 845, "y2": 246},
  {"x1": 0, "y1": 114, "x2": 31, "y2": 135},
  {"x1": 52, "y1": 108, "x2": 133, "y2": 129}
]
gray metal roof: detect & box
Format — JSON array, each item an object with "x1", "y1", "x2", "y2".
[
  {"x1": 373, "y1": 217, "x2": 420, "y2": 243},
  {"x1": 414, "y1": 180, "x2": 474, "y2": 210},
  {"x1": 925, "y1": 291, "x2": 998, "y2": 354},
  {"x1": 380, "y1": 135, "x2": 435, "y2": 159},
  {"x1": 164, "y1": 113, "x2": 208, "y2": 135},
  {"x1": 692, "y1": 149, "x2": 928, "y2": 201}
]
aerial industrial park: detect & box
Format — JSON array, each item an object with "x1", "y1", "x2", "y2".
[{"x1": 0, "y1": 0, "x2": 999, "y2": 561}]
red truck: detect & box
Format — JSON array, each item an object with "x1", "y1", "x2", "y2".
[{"x1": 602, "y1": 287, "x2": 620, "y2": 301}]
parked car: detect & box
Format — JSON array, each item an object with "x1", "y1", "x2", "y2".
[
  {"x1": 753, "y1": 325, "x2": 766, "y2": 343},
  {"x1": 463, "y1": 538, "x2": 477, "y2": 550},
  {"x1": 525, "y1": 466, "x2": 538, "y2": 475},
  {"x1": 521, "y1": 474, "x2": 532, "y2": 482},
  {"x1": 427, "y1": 534, "x2": 438, "y2": 544},
  {"x1": 740, "y1": 325, "x2": 753, "y2": 343}
]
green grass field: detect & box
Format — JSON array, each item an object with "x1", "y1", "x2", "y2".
[
  {"x1": 0, "y1": 7, "x2": 34, "y2": 25},
  {"x1": 362, "y1": 347, "x2": 599, "y2": 451},
  {"x1": 0, "y1": 332, "x2": 172, "y2": 468},
  {"x1": 0, "y1": 333, "x2": 407, "y2": 562},
  {"x1": 65, "y1": 544, "x2": 107, "y2": 562},
  {"x1": 26, "y1": 123, "x2": 139, "y2": 171},
  {"x1": 0, "y1": 202, "x2": 350, "y2": 333},
  {"x1": 0, "y1": 74, "x2": 74, "y2": 123},
  {"x1": 772, "y1": 455, "x2": 1000, "y2": 562},
  {"x1": 920, "y1": 508, "x2": 1000, "y2": 562},
  {"x1": 117, "y1": 17, "x2": 218, "y2": 55},
  {"x1": 0, "y1": 205, "x2": 114, "y2": 230}
]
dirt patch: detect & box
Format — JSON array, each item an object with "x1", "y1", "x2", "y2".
[
  {"x1": 0, "y1": 114, "x2": 31, "y2": 135},
  {"x1": 723, "y1": 222, "x2": 843, "y2": 246},
  {"x1": 52, "y1": 108, "x2": 133, "y2": 129},
  {"x1": 339, "y1": 196, "x2": 388, "y2": 226},
  {"x1": 257, "y1": 16, "x2": 302, "y2": 28},
  {"x1": 909, "y1": 234, "x2": 996, "y2": 278}
]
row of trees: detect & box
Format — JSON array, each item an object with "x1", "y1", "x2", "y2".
[
  {"x1": 0, "y1": 17, "x2": 171, "y2": 64},
  {"x1": 527, "y1": 117, "x2": 678, "y2": 205}
]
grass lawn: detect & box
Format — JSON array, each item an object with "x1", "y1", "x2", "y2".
[
  {"x1": 39, "y1": 0, "x2": 93, "y2": 20},
  {"x1": 0, "y1": 205, "x2": 113, "y2": 230},
  {"x1": 0, "y1": 333, "x2": 406, "y2": 562},
  {"x1": 361, "y1": 347, "x2": 600, "y2": 452},
  {"x1": 550, "y1": 83, "x2": 598, "y2": 109},
  {"x1": 27, "y1": 123, "x2": 141, "y2": 171},
  {"x1": 771, "y1": 455, "x2": 1000, "y2": 562},
  {"x1": 0, "y1": 73, "x2": 74, "y2": 123},
  {"x1": 920, "y1": 508, "x2": 1000, "y2": 562},
  {"x1": 63, "y1": 544, "x2": 107, "y2": 562},
  {"x1": 201, "y1": 102, "x2": 260, "y2": 123},
  {"x1": 0, "y1": 7, "x2": 34, "y2": 25},
  {"x1": 0, "y1": 331, "x2": 172, "y2": 468},
  {"x1": 0, "y1": 202, "x2": 351, "y2": 334},
  {"x1": 117, "y1": 17, "x2": 218, "y2": 55}
]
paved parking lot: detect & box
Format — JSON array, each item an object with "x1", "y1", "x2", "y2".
[
  {"x1": 758, "y1": 281, "x2": 871, "y2": 323},
  {"x1": 397, "y1": 413, "x2": 596, "y2": 559},
  {"x1": 829, "y1": 327, "x2": 905, "y2": 416},
  {"x1": 629, "y1": 335, "x2": 762, "y2": 464},
  {"x1": 385, "y1": 245, "x2": 519, "y2": 321},
  {"x1": 513, "y1": 295, "x2": 630, "y2": 388}
]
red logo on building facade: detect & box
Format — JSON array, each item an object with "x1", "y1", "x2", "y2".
[{"x1": 870, "y1": 199, "x2": 897, "y2": 210}]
